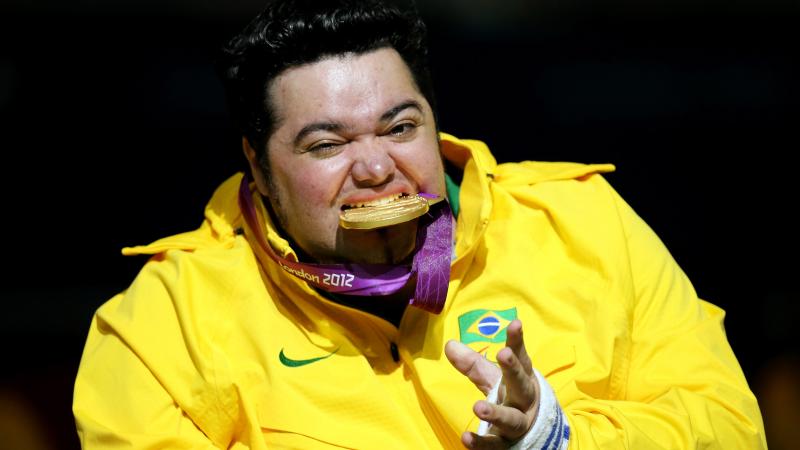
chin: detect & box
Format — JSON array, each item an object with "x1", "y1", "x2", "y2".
[{"x1": 335, "y1": 220, "x2": 418, "y2": 264}]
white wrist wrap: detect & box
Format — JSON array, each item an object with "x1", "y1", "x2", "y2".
[{"x1": 478, "y1": 368, "x2": 570, "y2": 450}]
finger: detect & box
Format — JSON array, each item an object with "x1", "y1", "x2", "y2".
[
  {"x1": 461, "y1": 431, "x2": 507, "y2": 450},
  {"x1": 445, "y1": 340, "x2": 501, "y2": 395},
  {"x1": 505, "y1": 319, "x2": 532, "y2": 376},
  {"x1": 496, "y1": 347, "x2": 538, "y2": 412},
  {"x1": 501, "y1": 320, "x2": 538, "y2": 412},
  {"x1": 473, "y1": 400, "x2": 531, "y2": 441}
]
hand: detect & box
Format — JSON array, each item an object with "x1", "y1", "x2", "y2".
[{"x1": 445, "y1": 319, "x2": 540, "y2": 449}]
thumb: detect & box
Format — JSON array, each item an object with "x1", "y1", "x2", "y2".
[{"x1": 445, "y1": 340, "x2": 502, "y2": 395}]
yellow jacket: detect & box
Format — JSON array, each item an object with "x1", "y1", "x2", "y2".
[{"x1": 74, "y1": 133, "x2": 766, "y2": 449}]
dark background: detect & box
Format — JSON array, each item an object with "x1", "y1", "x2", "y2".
[{"x1": 1, "y1": 0, "x2": 797, "y2": 448}]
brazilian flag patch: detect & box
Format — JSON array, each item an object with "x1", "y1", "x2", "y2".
[{"x1": 458, "y1": 308, "x2": 517, "y2": 362}]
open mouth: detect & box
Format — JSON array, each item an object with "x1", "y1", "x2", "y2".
[
  {"x1": 341, "y1": 193, "x2": 411, "y2": 211},
  {"x1": 339, "y1": 193, "x2": 434, "y2": 230}
]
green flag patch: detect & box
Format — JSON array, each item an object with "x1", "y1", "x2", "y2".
[{"x1": 458, "y1": 308, "x2": 517, "y2": 344}]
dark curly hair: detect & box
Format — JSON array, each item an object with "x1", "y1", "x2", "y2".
[{"x1": 216, "y1": 0, "x2": 437, "y2": 169}]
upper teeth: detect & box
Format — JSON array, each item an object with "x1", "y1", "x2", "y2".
[{"x1": 345, "y1": 193, "x2": 404, "y2": 208}]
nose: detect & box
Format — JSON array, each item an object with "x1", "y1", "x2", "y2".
[{"x1": 350, "y1": 141, "x2": 396, "y2": 187}]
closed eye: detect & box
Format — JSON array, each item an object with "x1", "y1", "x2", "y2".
[{"x1": 305, "y1": 141, "x2": 345, "y2": 157}]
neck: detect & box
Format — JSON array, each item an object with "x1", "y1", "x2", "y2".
[{"x1": 319, "y1": 280, "x2": 414, "y2": 327}]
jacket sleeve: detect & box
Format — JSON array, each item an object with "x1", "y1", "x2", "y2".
[
  {"x1": 73, "y1": 254, "x2": 238, "y2": 449},
  {"x1": 73, "y1": 304, "x2": 218, "y2": 449},
  {"x1": 563, "y1": 183, "x2": 766, "y2": 449}
]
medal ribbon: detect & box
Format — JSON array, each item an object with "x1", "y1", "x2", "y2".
[{"x1": 237, "y1": 175, "x2": 451, "y2": 313}]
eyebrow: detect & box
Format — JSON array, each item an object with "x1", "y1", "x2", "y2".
[
  {"x1": 379, "y1": 100, "x2": 423, "y2": 123},
  {"x1": 293, "y1": 122, "x2": 344, "y2": 147},
  {"x1": 292, "y1": 100, "x2": 423, "y2": 147}
]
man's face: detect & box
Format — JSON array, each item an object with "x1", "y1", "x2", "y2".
[{"x1": 246, "y1": 47, "x2": 444, "y2": 264}]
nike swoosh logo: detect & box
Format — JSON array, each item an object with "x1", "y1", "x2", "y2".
[{"x1": 279, "y1": 348, "x2": 338, "y2": 368}]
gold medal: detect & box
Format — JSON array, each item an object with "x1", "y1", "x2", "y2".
[{"x1": 339, "y1": 194, "x2": 443, "y2": 230}]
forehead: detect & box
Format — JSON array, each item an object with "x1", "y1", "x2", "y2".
[{"x1": 267, "y1": 48, "x2": 422, "y2": 126}]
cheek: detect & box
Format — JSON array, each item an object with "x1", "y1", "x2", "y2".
[
  {"x1": 281, "y1": 164, "x2": 340, "y2": 209},
  {"x1": 397, "y1": 143, "x2": 444, "y2": 191}
]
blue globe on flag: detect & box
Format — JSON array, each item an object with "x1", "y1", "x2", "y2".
[{"x1": 477, "y1": 316, "x2": 501, "y2": 337}]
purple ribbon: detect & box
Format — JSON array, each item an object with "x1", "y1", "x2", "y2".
[{"x1": 238, "y1": 175, "x2": 452, "y2": 314}]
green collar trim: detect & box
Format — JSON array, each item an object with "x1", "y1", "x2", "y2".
[{"x1": 444, "y1": 172, "x2": 460, "y2": 218}]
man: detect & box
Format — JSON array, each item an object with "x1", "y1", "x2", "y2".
[{"x1": 73, "y1": 1, "x2": 766, "y2": 448}]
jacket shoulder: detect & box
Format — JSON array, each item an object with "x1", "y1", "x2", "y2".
[
  {"x1": 80, "y1": 240, "x2": 259, "y2": 446},
  {"x1": 495, "y1": 160, "x2": 615, "y2": 186},
  {"x1": 121, "y1": 173, "x2": 245, "y2": 257}
]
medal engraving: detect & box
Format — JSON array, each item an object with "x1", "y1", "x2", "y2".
[{"x1": 339, "y1": 194, "x2": 442, "y2": 229}]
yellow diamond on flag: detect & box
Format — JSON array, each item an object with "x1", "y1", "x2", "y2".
[{"x1": 466, "y1": 311, "x2": 511, "y2": 340}]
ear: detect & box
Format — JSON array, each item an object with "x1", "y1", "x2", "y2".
[{"x1": 242, "y1": 137, "x2": 271, "y2": 197}]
